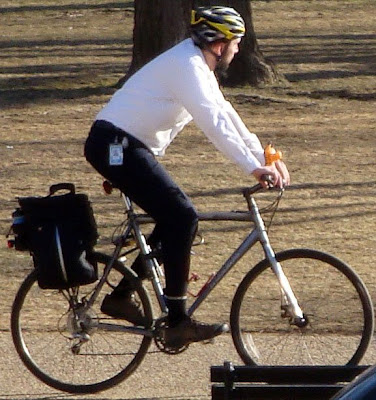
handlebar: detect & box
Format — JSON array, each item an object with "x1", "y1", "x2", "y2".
[
  {"x1": 243, "y1": 144, "x2": 283, "y2": 198},
  {"x1": 243, "y1": 175, "x2": 282, "y2": 198},
  {"x1": 242, "y1": 184, "x2": 263, "y2": 197}
]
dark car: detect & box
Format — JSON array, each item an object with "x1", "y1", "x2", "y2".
[{"x1": 331, "y1": 365, "x2": 376, "y2": 400}]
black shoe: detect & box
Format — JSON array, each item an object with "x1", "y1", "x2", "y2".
[
  {"x1": 101, "y1": 293, "x2": 146, "y2": 326},
  {"x1": 164, "y1": 317, "x2": 229, "y2": 348}
]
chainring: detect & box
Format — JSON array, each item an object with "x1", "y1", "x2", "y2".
[{"x1": 153, "y1": 317, "x2": 189, "y2": 355}]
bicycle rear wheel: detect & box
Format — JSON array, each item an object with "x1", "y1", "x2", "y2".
[
  {"x1": 231, "y1": 248, "x2": 374, "y2": 366},
  {"x1": 11, "y1": 252, "x2": 153, "y2": 394}
]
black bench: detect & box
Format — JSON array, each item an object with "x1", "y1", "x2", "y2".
[{"x1": 211, "y1": 362, "x2": 369, "y2": 400}]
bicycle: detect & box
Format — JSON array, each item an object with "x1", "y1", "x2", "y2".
[{"x1": 10, "y1": 180, "x2": 374, "y2": 394}]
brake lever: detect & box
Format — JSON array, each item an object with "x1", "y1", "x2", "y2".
[{"x1": 261, "y1": 174, "x2": 274, "y2": 188}]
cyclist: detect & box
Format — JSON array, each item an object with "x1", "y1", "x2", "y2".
[{"x1": 84, "y1": 6, "x2": 290, "y2": 348}]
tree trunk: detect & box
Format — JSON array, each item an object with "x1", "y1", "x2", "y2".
[
  {"x1": 120, "y1": 0, "x2": 284, "y2": 87},
  {"x1": 118, "y1": 0, "x2": 192, "y2": 86}
]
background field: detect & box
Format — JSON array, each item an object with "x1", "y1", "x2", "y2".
[{"x1": 0, "y1": 1, "x2": 375, "y2": 398}]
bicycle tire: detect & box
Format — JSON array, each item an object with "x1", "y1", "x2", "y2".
[
  {"x1": 11, "y1": 252, "x2": 153, "y2": 394},
  {"x1": 230, "y1": 248, "x2": 374, "y2": 366}
]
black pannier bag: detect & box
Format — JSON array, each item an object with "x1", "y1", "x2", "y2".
[{"x1": 15, "y1": 183, "x2": 99, "y2": 289}]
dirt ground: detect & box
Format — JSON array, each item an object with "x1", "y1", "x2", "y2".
[{"x1": 0, "y1": 0, "x2": 375, "y2": 399}]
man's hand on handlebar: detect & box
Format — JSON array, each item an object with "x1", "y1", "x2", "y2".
[
  {"x1": 252, "y1": 160, "x2": 290, "y2": 189},
  {"x1": 275, "y1": 159, "x2": 290, "y2": 186}
]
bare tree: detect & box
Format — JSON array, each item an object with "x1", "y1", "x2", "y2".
[
  {"x1": 194, "y1": 0, "x2": 283, "y2": 85},
  {"x1": 215, "y1": 0, "x2": 283, "y2": 86},
  {"x1": 123, "y1": 0, "x2": 192, "y2": 82},
  {"x1": 121, "y1": 0, "x2": 283, "y2": 86}
]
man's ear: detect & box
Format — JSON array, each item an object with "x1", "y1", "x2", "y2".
[{"x1": 210, "y1": 41, "x2": 226, "y2": 57}]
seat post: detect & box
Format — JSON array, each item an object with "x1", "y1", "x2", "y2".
[{"x1": 121, "y1": 193, "x2": 133, "y2": 213}]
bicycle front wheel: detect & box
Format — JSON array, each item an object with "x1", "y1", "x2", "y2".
[
  {"x1": 11, "y1": 252, "x2": 153, "y2": 394},
  {"x1": 231, "y1": 248, "x2": 374, "y2": 366}
]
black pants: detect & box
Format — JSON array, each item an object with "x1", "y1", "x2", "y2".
[{"x1": 84, "y1": 120, "x2": 198, "y2": 297}]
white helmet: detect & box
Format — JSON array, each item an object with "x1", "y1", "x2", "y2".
[{"x1": 191, "y1": 6, "x2": 245, "y2": 46}]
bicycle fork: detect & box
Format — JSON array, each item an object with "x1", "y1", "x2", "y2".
[{"x1": 250, "y1": 197, "x2": 307, "y2": 326}]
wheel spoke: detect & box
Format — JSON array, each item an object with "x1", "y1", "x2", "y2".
[
  {"x1": 231, "y1": 249, "x2": 373, "y2": 366},
  {"x1": 11, "y1": 253, "x2": 153, "y2": 393}
]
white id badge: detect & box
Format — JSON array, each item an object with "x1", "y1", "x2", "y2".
[{"x1": 109, "y1": 143, "x2": 123, "y2": 166}]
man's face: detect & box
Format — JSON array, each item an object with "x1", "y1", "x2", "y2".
[{"x1": 216, "y1": 38, "x2": 241, "y2": 72}]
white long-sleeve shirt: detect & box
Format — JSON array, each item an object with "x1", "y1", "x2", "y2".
[{"x1": 96, "y1": 38, "x2": 265, "y2": 174}]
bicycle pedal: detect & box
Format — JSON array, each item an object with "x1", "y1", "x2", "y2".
[{"x1": 73, "y1": 332, "x2": 90, "y2": 342}]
